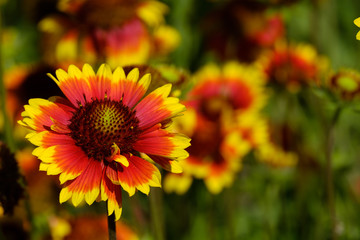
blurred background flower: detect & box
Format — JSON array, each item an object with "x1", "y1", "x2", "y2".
[
  {"x1": 39, "y1": 0, "x2": 180, "y2": 68},
  {"x1": 260, "y1": 42, "x2": 328, "y2": 92},
  {"x1": 164, "y1": 62, "x2": 295, "y2": 195}
]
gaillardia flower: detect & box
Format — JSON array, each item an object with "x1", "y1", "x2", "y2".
[
  {"x1": 39, "y1": 0, "x2": 179, "y2": 68},
  {"x1": 260, "y1": 42, "x2": 327, "y2": 92},
  {"x1": 164, "y1": 62, "x2": 267, "y2": 194},
  {"x1": 18, "y1": 64, "x2": 190, "y2": 220},
  {"x1": 189, "y1": 62, "x2": 266, "y2": 118}
]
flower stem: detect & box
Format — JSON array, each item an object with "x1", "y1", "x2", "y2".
[
  {"x1": 106, "y1": 204, "x2": 116, "y2": 240},
  {"x1": 325, "y1": 106, "x2": 341, "y2": 240},
  {"x1": 149, "y1": 188, "x2": 164, "y2": 240},
  {"x1": 224, "y1": 187, "x2": 235, "y2": 240}
]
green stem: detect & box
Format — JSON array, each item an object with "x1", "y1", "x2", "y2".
[
  {"x1": 0, "y1": 3, "x2": 15, "y2": 151},
  {"x1": 325, "y1": 106, "x2": 342, "y2": 240},
  {"x1": 224, "y1": 188, "x2": 235, "y2": 240},
  {"x1": 107, "y1": 203, "x2": 116, "y2": 240},
  {"x1": 149, "y1": 188, "x2": 164, "y2": 240}
]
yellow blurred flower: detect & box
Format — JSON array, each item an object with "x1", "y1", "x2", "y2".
[
  {"x1": 354, "y1": 17, "x2": 360, "y2": 40},
  {"x1": 53, "y1": 30, "x2": 97, "y2": 68},
  {"x1": 49, "y1": 216, "x2": 72, "y2": 240},
  {"x1": 136, "y1": 0, "x2": 168, "y2": 27},
  {"x1": 255, "y1": 142, "x2": 298, "y2": 167},
  {"x1": 163, "y1": 173, "x2": 193, "y2": 195},
  {"x1": 153, "y1": 25, "x2": 181, "y2": 57}
]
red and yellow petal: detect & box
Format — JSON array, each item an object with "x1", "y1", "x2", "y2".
[
  {"x1": 18, "y1": 98, "x2": 73, "y2": 132},
  {"x1": 109, "y1": 66, "x2": 126, "y2": 101},
  {"x1": 135, "y1": 84, "x2": 186, "y2": 129},
  {"x1": 26, "y1": 131, "x2": 73, "y2": 148},
  {"x1": 48, "y1": 64, "x2": 114, "y2": 106},
  {"x1": 36, "y1": 143, "x2": 90, "y2": 184},
  {"x1": 49, "y1": 96, "x2": 77, "y2": 113},
  {"x1": 48, "y1": 65, "x2": 91, "y2": 106},
  {"x1": 106, "y1": 155, "x2": 161, "y2": 197},
  {"x1": 94, "y1": 64, "x2": 113, "y2": 99},
  {"x1": 110, "y1": 67, "x2": 151, "y2": 108},
  {"x1": 123, "y1": 70, "x2": 151, "y2": 108},
  {"x1": 146, "y1": 154, "x2": 183, "y2": 173},
  {"x1": 59, "y1": 160, "x2": 102, "y2": 206},
  {"x1": 135, "y1": 84, "x2": 171, "y2": 118},
  {"x1": 134, "y1": 129, "x2": 190, "y2": 160},
  {"x1": 101, "y1": 172, "x2": 123, "y2": 221},
  {"x1": 80, "y1": 63, "x2": 112, "y2": 100}
]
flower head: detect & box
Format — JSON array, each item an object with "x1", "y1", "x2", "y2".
[
  {"x1": 261, "y1": 42, "x2": 327, "y2": 92},
  {"x1": 190, "y1": 62, "x2": 266, "y2": 118},
  {"x1": 19, "y1": 64, "x2": 190, "y2": 220},
  {"x1": 328, "y1": 68, "x2": 360, "y2": 100},
  {"x1": 39, "y1": 0, "x2": 177, "y2": 68},
  {"x1": 164, "y1": 62, "x2": 267, "y2": 194}
]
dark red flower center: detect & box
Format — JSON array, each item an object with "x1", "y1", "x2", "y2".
[{"x1": 68, "y1": 99, "x2": 141, "y2": 161}]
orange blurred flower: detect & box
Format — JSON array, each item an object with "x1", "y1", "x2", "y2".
[
  {"x1": 165, "y1": 62, "x2": 268, "y2": 194},
  {"x1": 260, "y1": 42, "x2": 327, "y2": 92},
  {"x1": 39, "y1": 0, "x2": 179, "y2": 68}
]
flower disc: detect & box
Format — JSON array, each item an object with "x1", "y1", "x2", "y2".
[{"x1": 68, "y1": 98, "x2": 141, "y2": 161}]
